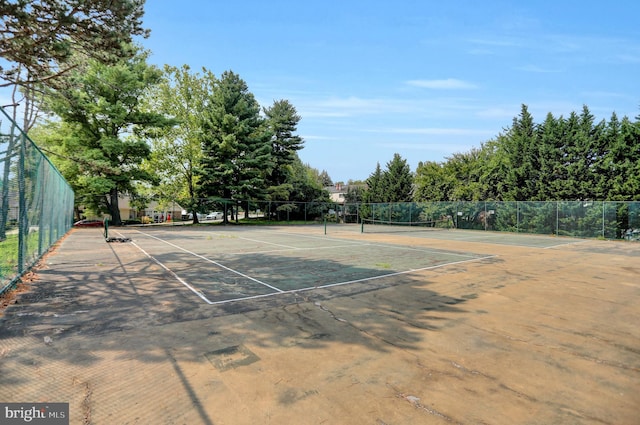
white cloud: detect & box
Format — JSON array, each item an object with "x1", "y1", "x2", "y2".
[
  {"x1": 514, "y1": 64, "x2": 562, "y2": 73},
  {"x1": 300, "y1": 134, "x2": 340, "y2": 142},
  {"x1": 467, "y1": 37, "x2": 524, "y2": 48},
  {"x1": 406, "y1": 79, "x2": 478, "y2": 90},
  {"x1": 385, "y1": 127, "x2": 495, "y2": 137},
  {"x1": 476, "y1": 107, "x2": 518, "y2": 119}
]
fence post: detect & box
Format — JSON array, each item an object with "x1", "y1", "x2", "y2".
[
  {"x1": 602, "y1": 201, "x2": 605, "y2": 239},
  {"x1": 17, "y1": 131, "x2": 27, "y2": 274},
  {"x1": 556, "y1": 201, "x2": 560, "y2": 236}
]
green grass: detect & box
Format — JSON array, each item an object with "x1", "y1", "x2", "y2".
[
  {"x1": 0, "y1": 230, "x2": 46, "y2": 284},
  {"x1": 0, "y1": 234, "x2": 20, "y2": 281}
]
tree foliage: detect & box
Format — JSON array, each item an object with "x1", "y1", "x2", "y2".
[
  {"x1": 364, "y1": 162, "x2": 384, "y2": 203},
  {"x1": 363, "y1": 154, "x2": 413, "y2": 203},
  {"x1": 0, "y1": 0, "x2": 148, "y2": 88},
  {"x1": 413, "y1": 104, "x2": 640, "y2": 203},
  {"x1": 197, "y1": 71, "x2": 272, "y2": 220},
  {"x1": 382, "y1": 153, "x2": 413, "y2": 202},
  {"x1": 263, "y1": 99, "x2": 304, "y2": 189},
  {"x1": 41, "y1": 48, "x2": 172, "y2": 224},
  {"x1": 142, "y1": 64, "x2": 215, "y2": 220}
]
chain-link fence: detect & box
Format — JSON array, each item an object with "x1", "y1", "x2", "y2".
[
  {"x1": 165, "y1": 198, "x2": 639, "y2": 241},
  {"x1": 356, "y1": 201, "x2": 640, "y2": 240},
  {"x1": 0, "y1": 107, "x2": 75, "y2": 295}
]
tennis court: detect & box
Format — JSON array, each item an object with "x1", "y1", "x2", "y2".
[
  {"x1": 110, "y1": 225, "x2": 494, "y2": 304},
  {"x1": 0, "y1": 223, "x2": 638, "y2": 424}
]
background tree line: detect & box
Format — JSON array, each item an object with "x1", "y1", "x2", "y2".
[{"x1": 356, "y1": 105, "x2": 640, "y2": 204}]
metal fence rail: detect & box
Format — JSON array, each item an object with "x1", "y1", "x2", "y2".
[{"x1": 0, "y1": 107, "x2": 75, "y2": 295}]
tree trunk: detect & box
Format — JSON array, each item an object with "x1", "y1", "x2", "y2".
[{"x1": 109, "y1": 188, "x2": 122, "y2": 225}]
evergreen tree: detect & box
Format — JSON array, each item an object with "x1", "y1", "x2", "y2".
[
  {"x1": 263, "y1": 100, "x2": 304, "y2": 186},
  {"x1": 389, "y1": 103, "x2": 640, "y2": 204},
  {"x1": 344, "y1": 185, "x2": 366, "y2": 203},
  {"x1": 596, "y1": 112, "x2": 621, "y2": 199},
  {"x1": 556, "y1": 112, "x2": 582, "y2": 200},
  {"x1": 198, "y1": 71, "x2": 272, "y2": 221},
  {"x1": 571, "y1": 106, "x2": 605, "y2": 200},
  {"x1": 381, "y1": 153, "x2": 413, "y2": 202},
  {"x1": 535, "y1": 112, "x2": 566, "y2": 200},
  {"x1": 364, "y1": 162, "x2": 384, "y2": 203},
  {"x1": 606, "y1": 115, "x2": 640, "y2": 200},
  {"x1": 502, "y1": 104, "x2": 538, "y2": 200},
  {"x1": 318, "y1": 170, "x2": 333, "y2": 187}
]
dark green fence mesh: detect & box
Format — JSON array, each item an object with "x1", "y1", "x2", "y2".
[
  {"x1": 355, "y1": 201, "x2": 640, "y2": 240},
  {"x1": 0, "y1": 107, "x2": 75, "y2": 295},
  {"x1": 171, "y1": 198, "x2": 639, "y2": 241}
]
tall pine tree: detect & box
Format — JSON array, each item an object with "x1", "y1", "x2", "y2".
[
  {"x1": 198, "y1": 71, "x2": 272, "y2": 221},
  {"x1": 502, "y1": 104, "x2": 538, "y2": 200},
  {"x1": 263, "y1": 99, "x2": 304, "y2": 200},
  {"x1": 381, "y1": 153, "x2": 413, "y2": 202}
]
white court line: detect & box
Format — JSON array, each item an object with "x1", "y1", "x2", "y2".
[
  {"x1": 126, "y1": 238, "x2": 215, "y2": 305},
  {"x1": 236, "y1": 235, "x2": 300, "y2": 249},
  {"x1": 116, "y1": 229, "x2": 495, "y2": 306},
  {"x1": 307, "y1": 255, "x2": 496, "y2": 290},
  {"x1": 128, "y1": 230, "x2": 284, "y2": 293},
  {"x1": 225, "y1": 243, "x2": 373, "y2": 256},
  {"x1": 239, "y1": 230, "x2": 481, "y2": 259},
  {"x1": 402, "y1": 230, "x2": 586, "y2": 249},
  {"x1": 204, "y1": 254, "x2": 496, "y2": 305},
  {"x1": 542, "y1": 239, "x2": 588, "y2": 249}
]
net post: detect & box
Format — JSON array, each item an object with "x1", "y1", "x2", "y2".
[
  {"x1": 103, "y1": 217, "x2": 109, "y2": 240},
  {"x1": 324, "y1": 217, "x2": 327, "y2": 235}
]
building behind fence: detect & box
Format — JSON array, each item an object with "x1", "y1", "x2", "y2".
[{"x1": 0, "y1": 107, "x2": 75, "y2": 295}]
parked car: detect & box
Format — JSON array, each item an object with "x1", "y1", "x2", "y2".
[
  {"x1": 73, "y1": 219, "x2": 104, "y2": 228},
  {"x1": 184, "y1": 213, "x2": 206, "y2": 220},
  {"x1": 206, "y1": 212, "x2": 223, "y2": 220}
]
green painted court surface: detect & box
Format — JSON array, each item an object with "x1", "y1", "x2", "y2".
[
  {"x1": 113, "y1": 227, "x2": 493, "y2": 304},
  {"x1": 361, "y1": 225, "x2": 584, "y2": 248}
]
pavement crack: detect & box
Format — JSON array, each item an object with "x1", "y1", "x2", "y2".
[
  {"x1": 313, "y1": 301, "x2": 406, "y2": 350},
  {"x1": 388, "y1": 383, "x2": 462, "y2": 424},
  {"x1": 81, "y1": 381, "x2": 93, "y2": 425}
]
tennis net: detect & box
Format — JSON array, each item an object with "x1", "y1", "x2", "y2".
[{"x1": 361, "y1": 218, "x2": 453, "y2": 233}]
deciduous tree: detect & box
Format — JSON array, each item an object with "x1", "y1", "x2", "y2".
[
  {"x1": 143, "y1": 64, "x2": 215, "y2": 223},
  {"x1": 42, "y1": 48, "x2": 172, "y2": 224}
]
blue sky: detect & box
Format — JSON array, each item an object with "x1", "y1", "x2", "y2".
[{"x1": 12, "y1": 1, "x2": 640, "y2": 184}]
